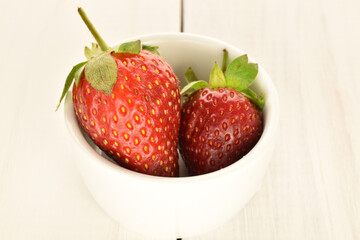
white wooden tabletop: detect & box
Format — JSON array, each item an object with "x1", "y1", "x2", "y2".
[{"x1": 1, "y1": 0, "x2": 359, "y2": 239}]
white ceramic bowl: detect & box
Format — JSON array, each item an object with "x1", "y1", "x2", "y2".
[{"x1": 64, "y1": 32, "x2": 280, "y2": 238}]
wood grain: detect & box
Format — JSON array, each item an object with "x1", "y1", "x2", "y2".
[
  {"x1": 0, "y1": 1, "x2": 179, "y2": 240},
  {"x1": 184, "y1": 0, "x2": 360, "y2": 239},
  {"x1": 0, "y1": 0, "x2": 359, "y2": 239}
]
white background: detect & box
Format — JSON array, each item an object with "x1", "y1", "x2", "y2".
[{"x1": 0, "y1": 0, "x2": 359, "y2": 239}]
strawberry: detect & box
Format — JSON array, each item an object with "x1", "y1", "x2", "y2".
[
  {"x1": 179, "y1": 50, "x2": 264, "y2": 176},
  {"x1": 57, "y1": 8, "x2": 181, "y2": 177}
]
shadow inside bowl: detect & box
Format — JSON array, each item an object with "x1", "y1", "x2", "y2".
[{"x1": 80, "y1": 126, "x2": 190, "y2": 177}]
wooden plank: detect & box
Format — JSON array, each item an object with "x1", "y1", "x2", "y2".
[
  {"x1": 184, "y1": 0, "x2": 360, "y2": 239},
  {"x1": 0, "y1": 1, "x2": 180, "y2": 240}
]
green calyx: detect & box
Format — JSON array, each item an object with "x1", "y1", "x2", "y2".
[
  {"x1": 180, "y1": 49, "x2": 265, "y2": 110},
  {"x1": 56, "y1": 8, "x2": 160, "y2": 111}
]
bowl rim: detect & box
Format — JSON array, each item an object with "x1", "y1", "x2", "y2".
[{"x1": 64, "y1": 32, "x2": 280, "y2": 184}]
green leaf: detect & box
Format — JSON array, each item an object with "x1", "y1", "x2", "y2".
[
  {"x1": 84, "y1": 43, "x2": 103, "y2": 60},
  {"x1": 241, "y1": 88, "x2": 265, "y2": 110},
  {"x1": 74, "y1": 63, "x2": 86, "y2": 85},
  {"x1": 56, "y1": 61, "x2": 88, "y2": 111},
  {"x1": 180, "y1": 80, "x2": 209, "y2": 95},
  {"x1": 85, "y1": 52, "x2": 118, "y2": 95},
  {"x1": 117, "y1": 40, "x2": 141, "y2": 54},
  {"x1": 84, "y1": 46, "x2": 92, "y2": 60},
  {"x1": 209, "y1": 61, "x2": 226, "y2": 89},
  {"x1": 184, "y1": 67, "x2": 199, "y2": 83},
  {"x1": 225, "y1": 55, "x2": 258, "y2": 91},
  {"x1": 142, "y1": 44, "x2": 160, "y2": 56}
]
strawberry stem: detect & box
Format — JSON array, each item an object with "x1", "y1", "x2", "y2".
[
  {"x1": 78, "y1": 7, "x2": 110, "y2": 51},
  {"x1": 221, "y1": 49, "x2": 229, "y2": 73}
]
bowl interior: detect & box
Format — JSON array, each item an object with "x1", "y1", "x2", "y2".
[{"x1": 65, "y1": 32, "x2": 279, "y2": 181}]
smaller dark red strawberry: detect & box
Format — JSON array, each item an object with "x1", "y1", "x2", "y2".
[{"x1": 179, "y1": 50, "x2": 264, "y2": 175}]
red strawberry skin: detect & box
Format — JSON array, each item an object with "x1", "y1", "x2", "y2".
[
  {"x1": 179, "y1": 88, "x2": 263, "y2": 175},
  {"x1": 72, "y1": 50, "x2": 181, "y2": 177}
]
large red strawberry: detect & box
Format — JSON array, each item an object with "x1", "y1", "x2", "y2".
[
  {"x1": 57, "y1": 8, "x2": 180, "y2": 177},
  {"x1": 179, "y1": 50, "x2": 264, "y2": 175}
]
